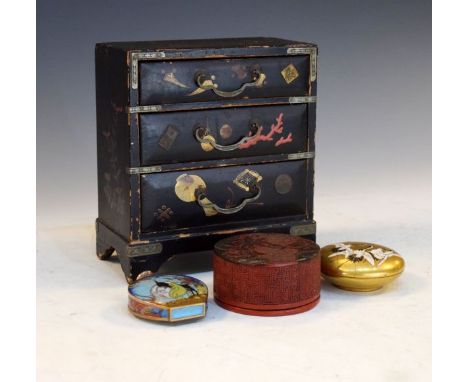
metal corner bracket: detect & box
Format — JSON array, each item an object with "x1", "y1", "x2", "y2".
[
  {"x1": 127, "y1": 166, "x2": 163, "y2": 175},
  {"x1": 310, "y1": 47, "x2": 317, "y2": 82},
  {"x1": 127, "y1": 242, "x2": 163, "y2": 257},
  {"x1": 287, "y1": 152, "x2": 315, "y2": 160},
  {"x1": 287, "y1": 46, "x2": 317, "y2": 82},
  {"x1": 290, "y1": 222, "x2": 316, "y2": 236},
  {"x1": 131, "y1": 51, "x2": 166, "y2": 90},
  {"x1": 127, "y1": 105, "x2": 163, "y2": 114},
  {"x1": 289, "y1": 96, "x2": 317, "y2": 104}
]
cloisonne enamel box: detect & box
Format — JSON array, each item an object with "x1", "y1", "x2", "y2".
[
  {"x1": 95, "y1": 38, "x2": 318, "y2": 281},
  {"x1": 128, "y1": 274, "x2": 208, "y2": 322}
]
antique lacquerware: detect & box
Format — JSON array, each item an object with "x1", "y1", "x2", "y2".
[
  {"x1": 95, "y1": 38, "x2": 318, "y2": 282},
  {"x1": 213, "y1": 233, "x2": 321, "y2": 316},
  {"x1": 128, "y1": 274, "x2": 208, "y2": 322},
  {"x1": 320, "y1": 242, "x2": 405, "y2": 292}
]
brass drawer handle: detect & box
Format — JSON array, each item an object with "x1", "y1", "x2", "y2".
[
  {"x1": 174, "y1": 169, "x2": 263, "y2": 216},
  {"x1": 195, "y1": 183, "x2": 261, "y2": 215},
  {"x1": 194, "y1": 69, "x2": 266, "y2": 98},
  {"x1": 195, "y1": 120, "x2": 261, "y2": 152}
]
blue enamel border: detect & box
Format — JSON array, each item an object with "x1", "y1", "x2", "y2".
[{"x1": 171, "y1": 305, "x2": 205, "y2": 320}]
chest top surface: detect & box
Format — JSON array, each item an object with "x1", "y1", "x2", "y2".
[{"x1": 97, "y1": 37, "x2": 317, "y2": 51}]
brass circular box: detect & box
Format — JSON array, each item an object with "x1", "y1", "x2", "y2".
[{"x1": 320, "y1": 242, "x2": 405, "y2": 292}]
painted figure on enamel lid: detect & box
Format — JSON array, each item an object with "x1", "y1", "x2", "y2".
[
  {"x1": 152, "y1": 280, "x2": 198, "y2": 302},
  {"x1": 129, "y1": 274, "x2": 208, "y2": 306}
]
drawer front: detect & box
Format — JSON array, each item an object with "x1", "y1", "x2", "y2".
[
  {"x1": 140, "y1": 104, "x2": 308, "y2": 166},
  {"x1": 139, "y1": 56, "x2": 310, "y2": 105},
  {"x1": 140, "y1": 161, "x2": 308, "y2": 233}
]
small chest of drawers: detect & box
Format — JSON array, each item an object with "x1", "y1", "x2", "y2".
[{"x1": 95, "y1": 37, "x2": 318, "y2": 282}]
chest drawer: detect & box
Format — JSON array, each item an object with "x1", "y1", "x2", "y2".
[
  {"x1": 139, "y1": 104, "x2": 309, "y2": 166},
  {"x1": 140, "y1": 160, "x2": 308, "y2": 233},
  {"x1": 139, "y1": 55, "x2": 310, "y2": 105}
]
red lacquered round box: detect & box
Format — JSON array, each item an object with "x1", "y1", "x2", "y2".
[{"x1": 213, "y1": 233, "x2": 321, "y2": 316}]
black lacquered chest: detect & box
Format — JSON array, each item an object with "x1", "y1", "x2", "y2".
[{"x1": 95, "y1": 37, "x2": 318, "y2": 282}]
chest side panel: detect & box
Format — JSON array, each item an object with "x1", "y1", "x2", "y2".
[{"x1": 96, "y1": 45, "x2": 131, "y2": 239}]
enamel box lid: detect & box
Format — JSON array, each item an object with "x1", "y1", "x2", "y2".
[{"x1": 128, "y1": 274, "x2": 208, "y2": 322}]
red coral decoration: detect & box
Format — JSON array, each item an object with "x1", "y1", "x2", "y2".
[
  {"x1": 275, "y1": 132, "x2": 293, "y2": 147},
  {"x1": 240, "y1": 113, "x2": 290, "y2": 149}
]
